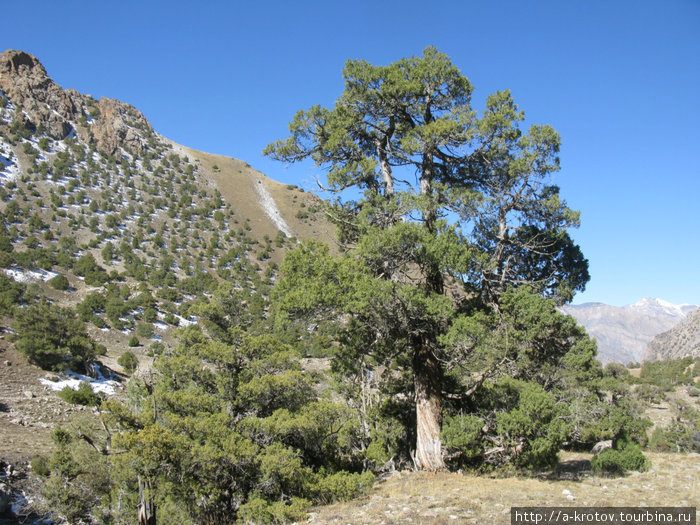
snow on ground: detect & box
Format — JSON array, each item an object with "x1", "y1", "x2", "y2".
[
  {"x1": 2, "y1": 268, "x2": 29, "y2": 283},
  {"x1": 0, "y1": 151, "x2": 20, "y2": 183},
  {"x1": 39, "y1": 369, "x2": 121, "y2": 396},
  {"x1": 3, "y1": 267, "x2": 59, "y2": 283},
  {"x1": 627, "y1": 297, "x2": 693, "y2": 318},
  {"x1": 255, "y1": 181, "x2": 293, "y2": 237},
  {"x1": 28, "y1": 268, "x2": 59, "y2": 281},
  {"x1": 158, "y1": 310, "x2": 196, "y2": 328},
  {"x1": 52, "y1": 139, "x2": 68, "y2": 153},
  {"x1": 175, "y1": 314, "x2": 195, "y2": 327}
]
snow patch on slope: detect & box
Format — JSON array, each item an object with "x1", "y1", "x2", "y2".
[
  {"x1": 255, "y1": 181, "x2": 293, "y2": 237},
  {"x1": 39, "y1": 369, "x2": 121, "y2": 396},
  {"x1": 0, "y1": 149, "x2": 20, "y2": 183},
  {"x1": 4, "y1": 267, "x2": 59, "y2": 283}
]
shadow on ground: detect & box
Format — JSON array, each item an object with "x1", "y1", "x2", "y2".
[{"x1": 544, "y1": 458, "x2": 592, "y2": 481}]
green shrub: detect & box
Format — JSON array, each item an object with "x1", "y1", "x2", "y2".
[
  {"x1": 49, "y1": 273, "x2": 69, "y2": 291},
  {"x1": 164, "y1": 312, "x2": 179, "y2": 326},
  {"x1": 73, "y1": 253, "x2": 109, "y2": 286},
  {"x1": 128, "y1": 335, "x2": 140, "y2": 347},
  {"x1": 30, "y1": 455, "x2": 51, "y2": 477},
  {"x1": 57, "y1": 381, "x2": 102, "y2": 407},
  {"x1": 308, "y1": 471, "x2": 375, "y2": 504},
  {"x1": 118, "y1": 351, "x2": 138, "y2": 373},
  {"x1": 237, "y1": 496, "x2": 310, "y2": 525},
  {"x1": 650, "y1": 423, "x2": 700, "y2": 453},
  {"x1": 148, "y1": 341, "x2": 165, "y2": 357},
  {"x1": 441, "y1": 414, "x2": 483, "y2": 467},
  {"x1": 39, "y1": 427, "x2": 111, "y2": 524},
  {"x1": 12, "y1": 302, "x2": 96, "y2": 371},
  {"x1": 638, "y1": 357, "x2": 697, "y2": 389},
  {"x1": 591, "y1": 440, "x2": 650, "y2": 475},
  {"x1": 143, "y1": 307, "x2": 157, "y2": 323},
  {"x1": 136, "y1": 322, "x2": 154, "y2": 339},
  {"x1": 38, "y1": 136, "x2": 51, "y2": 151},
  {"x1": 604, "y1": 362, "x2": 630, "y2": 379},
  {"x1": 634, "y1": 383, "x2": 665, "y2": 404}
]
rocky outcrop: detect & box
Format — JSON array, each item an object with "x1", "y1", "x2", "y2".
[
  {"x1": 643, "y1": 309, "x2": 700, "y2": 361},
  {"x1": 0, "y1": 50, "x2": 79, "y2": 140},
  {"x1": 0, "y1": 49, "x2": 153, "y2": 156},
  {"x1": 92, "y1": 96, "x2": 152, "y2": 156}
]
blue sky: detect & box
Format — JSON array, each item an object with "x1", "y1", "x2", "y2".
[{"x1": 3, "y1": 0, "x2": 698, "y2": 306}]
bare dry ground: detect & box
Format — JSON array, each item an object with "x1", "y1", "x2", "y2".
[
  {"x1": 0, "y1": 339, "x2": 104, "y2": 461},
  {"x1": 303, "y1": 452, "x2": 699, "y2": 524}
]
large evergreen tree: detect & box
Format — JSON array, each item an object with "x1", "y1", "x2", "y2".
[
  {"x1": 266, "y1": 47, "x2": 590, "y2": 470},
  {"x1": 92, "y1": 287, "x2": 373, "y2": 523}
]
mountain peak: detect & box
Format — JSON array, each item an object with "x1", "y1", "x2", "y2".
[
  {"x1": 0, "y1": 49, "x2": 154, "y2": 156},
  {"x1": 562, "y1": 299, "x2": 698, "y2": 364},
  {"x1": 625, "y1": 297, "x2": 696, "y2": 318},
  {"x1": 0, "y1": 49, "x2": 46, "y2": 77}
]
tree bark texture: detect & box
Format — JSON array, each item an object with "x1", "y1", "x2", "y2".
[
  {"x1": 412, "y1": 340, "x2": 446, "y2": 471},
  {"x1": 138, "y1": 476, "x2": 157, "y2": 525}
]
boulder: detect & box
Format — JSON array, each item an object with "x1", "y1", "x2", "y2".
[{"x1": 591, "y1": 440, "x2": 613, "y2": 454}]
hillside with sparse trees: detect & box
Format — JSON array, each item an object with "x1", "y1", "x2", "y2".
[{"x1": 0, "y1": 48, "x2": 697, "y2": 524}]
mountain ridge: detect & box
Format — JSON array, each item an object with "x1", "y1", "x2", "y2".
[
  {"x1": 0, "y1": 48, "x2": 336, "y2": 362},
  {"x1": 643, "y1": 308, "x2": 700, "y2": 361},
  {"x1": 562, "y1": 298, "x2": 698, "y2": 364}
]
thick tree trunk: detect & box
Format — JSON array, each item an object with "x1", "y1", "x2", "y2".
[
  {"x1": 414, "y1": 151, "x2": 446, "y2": 471},
  {"x1": 413, "y1": 341, "x2": 446, "y2": 471}
]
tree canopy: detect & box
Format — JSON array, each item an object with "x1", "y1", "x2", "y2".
[
  {"x1": 266, "y1": 46, "x2": 591, "y2": 470},
  {"x1": 12, "y1": 300, "x2": 97, "y2": 372}
]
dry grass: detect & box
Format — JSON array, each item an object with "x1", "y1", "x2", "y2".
[
  {"x1": 174, "y1": 142, "x2": 337, "y2": 262},
  {"x1": 304, "y1": 452, "x2": 699, "y2": 524}
]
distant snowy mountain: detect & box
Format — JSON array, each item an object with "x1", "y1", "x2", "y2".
[
  {"x1": 561, "y1": 299, "x2": 698, "y2": 364},
  {"x1": 626, "y1": 297, "x2": 698, "y2": 319}
]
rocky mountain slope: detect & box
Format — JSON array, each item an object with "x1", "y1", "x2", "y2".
[
  {"x1": 561, "y1": 298, "x2": 698, "y2": 364},
  {"x1": 0, "y1": 47, "x2": 342, "y2": 488},
  {"x1": 644, "y1": 308, "x2": 700, "y2": 361},
  {"x1": 0, "y1": 48, "x2": 335, "y2": 354}
]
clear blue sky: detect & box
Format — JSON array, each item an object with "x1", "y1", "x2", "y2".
[{"x1": 3, "y1": 0, "x2": 698, "y2": 307}]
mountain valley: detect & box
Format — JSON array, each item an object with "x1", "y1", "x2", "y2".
[{"x1": 0, "y1": 48, "x2": 698, "y2": 524}]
